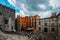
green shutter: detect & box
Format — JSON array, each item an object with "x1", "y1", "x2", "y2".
[
  {"x1": 0, "y1": 12, "x2": 2, "y2": 15},
  {"x1": 0, "y1": 8, "x2": 3, "y2": 11},
  {"x1": 0, "y1": 8, "x2": 1, "y2": 11}
]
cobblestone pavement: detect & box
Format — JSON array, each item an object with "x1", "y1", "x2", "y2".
[
  {"x1": 0, "y1": 30, "x2": 29, "y2": 40},
  {"x1": 20, "y1": 36, "x2": 29, "y2": 40},
  {"x1": 0, "y1": 30, "x2": 58, "y2": 40},
  {"x1": 5, "y1": 34, "x2": 29, "y2": 40}
]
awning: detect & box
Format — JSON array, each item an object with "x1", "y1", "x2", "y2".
[{"x1": 26, "y1": 28, "x2": 33, "y2": 30}]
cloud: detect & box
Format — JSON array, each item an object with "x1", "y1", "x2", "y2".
[
  {"x1": 38, "y1": 4, "x2": 46, "y2": 9},
  {"x1": 8, "y1": 0, "x2": 60, "y2": 18},
  {"x1": 31, "y1": 10, "x2": 52, "y2": 18},
  {"x1": 8, "y1": 0, "x2": 16, "y2": 7},
  {"x1": 8, "y1": 0, "x2": 50, "y2": 11},
  {"x1": 49, "y1": 0, "x2": 60, "y2": 8},
  {"x1": 39, "y1": 10, "x2": 52, "y2": 18}
]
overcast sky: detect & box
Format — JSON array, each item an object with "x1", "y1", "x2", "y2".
[{"x1": 0, "y1": 0, "x2": 60, "y2": 18}]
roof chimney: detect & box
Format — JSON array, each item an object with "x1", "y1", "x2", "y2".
[{"x1": 51, "y1": 13, "x2": 57, "y2": 18}]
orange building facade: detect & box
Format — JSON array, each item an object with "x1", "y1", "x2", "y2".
[
  {"x1": 17, "y1": 15, "x2": 40, "y2": 32},
  {"x1": 20, "y1": 16, "x2": 29, "y2": 31}
]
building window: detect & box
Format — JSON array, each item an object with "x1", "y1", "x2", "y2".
[
  {"x1": 39, "y1": 27, "x2": 41, "y2": 30},
  {"x1": 5, "y1": 8, "x2": 7, "y2": 12},
  {"x1": 0, "y1": 25, "x2": 2, "y2": 30},
  {"x1": 9, "y1": 15, "x2": 10, "y2": 17},
  {"x1": 22, "y1": 18, "x2": 23, "y2": 19},
  {"x1": 18, "y1": 21, "x2": 20, "y2": 22},
  {"x1": 38, "y1": 38, "x2": 41, "y2": 40},
  {"x1": 0, "y1": 8, "x2": 3, "y2": 11},
  {"x1": 52, "y1": 23, "x2": 54, "y2": 26},
  {"x1": 39, "y1": 21, "x2": 41, "y2": 25},
  {"x1": 12, "y1": 27, "x2": 13, "y2": 30},
  {"x1": 51, "y1": 28, "x2": 55, "y2": 32},
  {"x1": 45, "y1": 23, "x2": 47, "y2": 26},
  {"x1": 4, "y1": 19, "x2": 8, "y2": 24},
  {"x1": 59, "y1": 24, "x2": 60, "y2": 27},
  {"x1": 44, "y1": 28, "x2": 47, "y2": 32}
]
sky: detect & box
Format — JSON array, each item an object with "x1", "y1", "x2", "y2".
[{"x1": 0, "y1": 0, "x2": 60, "y2": 18}]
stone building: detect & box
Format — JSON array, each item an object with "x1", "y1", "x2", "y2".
[
  {"x1": 38, "y1": 13, "x2": 57, "y2": 33},
  {"x1": 37, "y1": 13, "x2": 58, "y2": 40},
  {"x1": 0, "y1": 4, "x2": 15, "y2": 31},
  {"x1": 58, "y1": 13, "x2": 60, "y2": 36}
]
